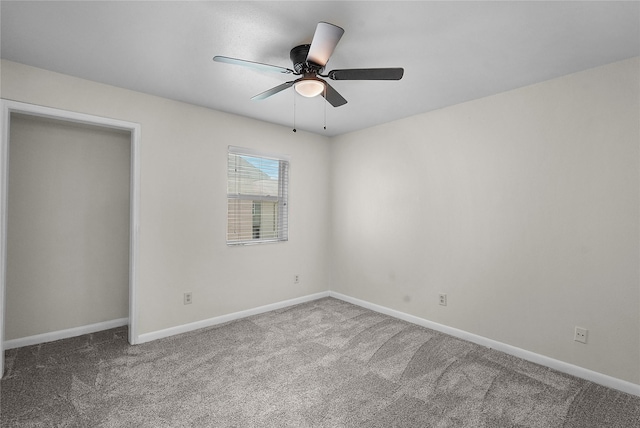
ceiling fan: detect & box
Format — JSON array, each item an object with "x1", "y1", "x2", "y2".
[{"x1": 213, "y1": 22, "x2": 404, "y2": 107}]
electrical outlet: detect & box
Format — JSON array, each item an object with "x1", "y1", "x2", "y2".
[
  {"x1": 184, "y1": 292, "x2": 193, "y2": 305},
  {"x1": 294, "y1": 274, "x2": 300, "y2": 284},
  {"x1": 574, "y1": 327, "x2": 587, "y2": 344},
  {"x1": 439, "y1": 293, "x2": 447, "y2": 306}
]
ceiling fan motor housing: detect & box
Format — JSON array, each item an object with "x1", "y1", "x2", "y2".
[{"x1": 290, "y1": 44, "x2": 323, "y2": 74}]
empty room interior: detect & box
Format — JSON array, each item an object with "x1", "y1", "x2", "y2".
[{"x1": 1, "y1": 1, "x2": 639, "y2": 426}]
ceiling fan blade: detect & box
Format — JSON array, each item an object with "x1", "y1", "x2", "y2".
[
  {"x1": 306, "y1": 22, "x2": 344, "y2": 67},
  {"x1": 327, "y1": 68, "x2": 404, "y2": 80},
  {"x1": 251, "y1": 81, "x2": 295, "y2": 100},
  {"x1": 321, "y1": 81, "x2": 347, "y2": 107},
  {"x1": 213, "y1": 56, "x2": 294, "y2": 74}
]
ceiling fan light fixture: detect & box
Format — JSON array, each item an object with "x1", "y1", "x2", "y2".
[{"x1": 294, "y1": 79, "x2": 325, "y2": 97}]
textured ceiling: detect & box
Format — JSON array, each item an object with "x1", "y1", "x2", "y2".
[{"x1": 2, "y1": 1, "x2": 639, "y2": 136}]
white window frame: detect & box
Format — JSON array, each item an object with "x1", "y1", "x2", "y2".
[{"x1": 227, "y1": 146, "x2": 289, "y2": 245}]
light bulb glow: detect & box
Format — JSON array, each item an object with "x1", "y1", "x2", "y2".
[{"x1": 294, "y1": 79, "x2": 325, "y2": 98}]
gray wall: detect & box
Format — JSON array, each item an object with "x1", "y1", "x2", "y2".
[
  {"x1": 331, "y1": 57, "x2": 640, "y2": 384},
  {"x1": 6, "y1": 114, "x2": 131, "y2": 339},
  {"x1": 2, "y1": 57, "x2": 638, "y2": 385},
  {"x1": 1, "y1": 59, "x2": 333, "y2": 336}
]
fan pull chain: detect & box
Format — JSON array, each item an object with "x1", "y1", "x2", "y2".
[
  {"x1": 323, "y1": 85, "x2": 327, "y2": 131},
  {"x1": 292, "y1": 90, "x2": 297, "y2": 133}
]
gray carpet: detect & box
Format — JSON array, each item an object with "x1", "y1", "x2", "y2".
[{"x1": 2, "y1": 297, "x2": 639, "y2": 427}]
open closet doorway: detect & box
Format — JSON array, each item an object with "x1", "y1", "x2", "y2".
[{"x1": 0, "y1": 101, "x2": 140, "y2": 375}]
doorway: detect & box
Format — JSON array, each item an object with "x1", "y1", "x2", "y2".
[{"x1": 0, "y1": 101, "x2": 140, "y2": 375}]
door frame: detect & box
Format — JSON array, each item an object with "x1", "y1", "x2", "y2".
[{"x1": 0, "y1": 100, "x2": 141, "y2": 374}]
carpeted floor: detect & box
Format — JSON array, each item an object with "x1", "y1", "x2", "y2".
[{"x1": 2, "y1": 297, "x2": 639, "y2": 427}]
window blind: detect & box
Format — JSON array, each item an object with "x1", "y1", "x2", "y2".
[{"x1": 227, "y1": 147, "x2": 289, "y2": 245}]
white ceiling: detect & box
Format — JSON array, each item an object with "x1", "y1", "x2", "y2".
[{"x1": 2, "y1": 1, "x2": 639, "y2": 137}]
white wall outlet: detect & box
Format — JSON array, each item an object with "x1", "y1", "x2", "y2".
[
  {"x1": 439, "y1": 293, "x2": 447, "y2": 306},
  {"x1": 574, "y1": 326, "x2": 587, "y2": 344},
  {"x1": 184, "y1": 292, "x2": 193, "y2": 305},
  {"x1": 294, "y1": 274, "x2": 300, "y2": 284}
]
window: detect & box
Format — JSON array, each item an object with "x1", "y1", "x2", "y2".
[{"x1": 227, "y1": 146, "x2": 289, "y2": 245}]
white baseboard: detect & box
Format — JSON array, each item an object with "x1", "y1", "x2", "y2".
[
  {"x1": 4, "y1": 317, "x2": 129, "y2": 350},
  {"x1": 137, "y1": 291, "x2": 330, "y2": 344},
  {"x1": 15, "y1": 292, "x2": 634, "y2": 397},
  {"x1": 328, "y1": 291, "x2": 640, "y2": 397}
]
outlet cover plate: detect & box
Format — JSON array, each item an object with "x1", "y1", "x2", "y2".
[
  {"x1": 439, "y1": 293, "x2": 447, "y2": 306},
  {"x1": 574, "y1": 327, "x2": 587, "y2": 344}
]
